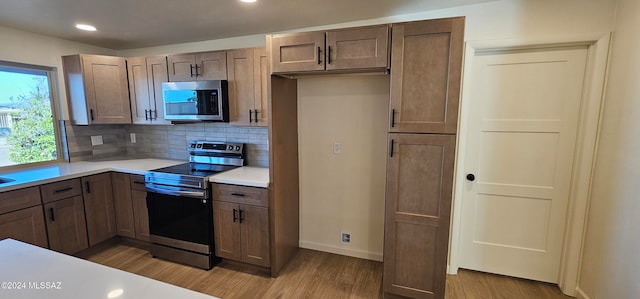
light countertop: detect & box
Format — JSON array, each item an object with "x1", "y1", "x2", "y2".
[
  {"x1": 210, "y1": 166, "x2": 270, "y2": 188},
  {"x1": 0, "y1": 159, "x2": 270, "y2": 192},
  {"x1": 0, "y1": 239, "x2": 217, "y2": 299},
  {"x1": 0, "y1": 159, "x2": 185, "y2": 192}
]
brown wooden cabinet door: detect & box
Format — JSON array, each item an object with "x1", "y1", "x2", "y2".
[
  {"x1": 253, "y1": 47, "x2": 270, "y2": 126},
  {"x1": 213, "y1": 201, "x2": 242, "y2": 261},
  {"x1": 383, "y1": 133, "x2": 456, "y2": 299},
  {"x1": 389, "y1": 18, "x2": 464, "y2": 134},
  {"x1": 0, "y1": 206, "x2": 48, "y2": 248},
  {"x1": 45, "y1": 196, "x2": 89, "y2": 254},
  {"x1": 111, "y1": 172, "x2": 135, "y2": 238},
  {"x1": 197, "y1": 51, "x2": 228, "y2": 80},
  {"x1": 326, "y1": 25, "x2": 389, "y2": 71},
  {"x1": 167, "y1": 54, "x2": 197, "y2": 81},
  {"x1": 131, "y1": 189, "x2": 150, "y2": 242},
  {"x1": 270, "y1": 31, "x2": 326, "y2": 73},
  {"x1": 127, "y1": 57, "x2": 152, "y2": 124},
  {"x1": 146, "y1": 56, "x2": 171, "y2": 124},
  {"x1": 81, "y1": 55, "x2": 132, "y2": 124},
  {"x1": 82, "y1": 173, "x2": 116, "y2": 246},
  {"x1": 227, "y1": 48, "x2": 255, "y2": 126},
  {"x1": 240, "y1": 204, "x2": 270, "y2": 267}
]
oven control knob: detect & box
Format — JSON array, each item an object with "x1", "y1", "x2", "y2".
[
  {"x1": 227, "y1": 145, "x2": 233, "y2": 150},
  {"x1": 235, "y1": 146, "x2": 240, "y2": 151}
]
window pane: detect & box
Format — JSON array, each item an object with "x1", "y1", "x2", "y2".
[{"x1": 0, "y1": 69, "x2": 58, "y2": 167}]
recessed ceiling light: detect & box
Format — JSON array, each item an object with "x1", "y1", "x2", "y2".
[
  {"x1": 75, "y1": 24, "x2": 97, "y2": 31},
  {"x1": 240, "y1": 0, "x2": 256, "y2": 3}
]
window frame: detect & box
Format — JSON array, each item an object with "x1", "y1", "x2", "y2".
[{"x1": 0, "y1": 60, "x2": 65, "y2": 171}]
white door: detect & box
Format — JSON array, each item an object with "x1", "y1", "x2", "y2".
[{"x1": 458, "y1": 46, "x2": 588, "y2": 283}]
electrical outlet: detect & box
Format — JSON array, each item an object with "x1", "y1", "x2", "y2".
[
  {"x1": 333, "y1": 142, "x2": 342, "y2": 154},
  {"x1": 130, "y1": 133, "x2": 136, "y2": 143},
  {"x1": 341, "y1": 231, "x2": 351, "y2": 244},
  {"x1": 90, "y1": 135, "x2": 103, "y2": 146}
]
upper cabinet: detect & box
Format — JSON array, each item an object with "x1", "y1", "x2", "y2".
[
  {"x1": 227, "y1": 47, "x2": 269, "y2": 127},
  {"x1": 127, "y1": 56, "x2": 171, "y2": 124},
  {"x1": 62, "y1": 54, "x2": 132, "y2": 125},
  {"x1": 167, "y1": 51, "x2": 227, "y2": 81},
  {"x1": 269, "y1": 25, "x2": 389, "y2": 74},
  {"x1": 388, "y1": 18, "x2": 465, "y2": 134}
]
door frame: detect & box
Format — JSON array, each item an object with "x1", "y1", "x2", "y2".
[{"x1": 448, "y1": 33, "x2": 611, "y2": 296}]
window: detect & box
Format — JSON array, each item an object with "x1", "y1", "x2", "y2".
[{"x1": 0, "y1": 61, "x2": 61, "y2": 168}]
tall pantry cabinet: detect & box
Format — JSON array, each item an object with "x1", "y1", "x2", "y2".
[{"x1": 383, "y1": 17, "x2": 464, "y2": 299}]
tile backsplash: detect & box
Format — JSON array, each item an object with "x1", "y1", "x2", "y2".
[{"x1": 63, "y1": 121, "x2": 269, "y2": 167}]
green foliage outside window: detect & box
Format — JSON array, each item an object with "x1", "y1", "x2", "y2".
[{"x1": 6, "y1": 77, "x2": 57, "y2": 163}]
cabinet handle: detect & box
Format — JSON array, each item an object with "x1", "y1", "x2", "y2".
[
  {"x1": 49, "y1": 208, "x2": 55, "y2": 222},
  {"x1": 195, "y1": 64, "x2": 201, "y2": 77},
  {"x1": 391, "y1": 109, "x2": 396, "y2": 128},
  {"x1": 152, "y1": 110, "x2": 158, "y2": 120},
  {"x1": 190, "y1": 64, "x2": 195, "y2": 77},
  {"x1": 54, "y1": 187, "x2": 73, "y2": 194},
  {"x1": 327, "y1": 45, "x2": 332, "y2": 64},
  {"x1": 90, "y1": 109, "x2": 95, "y2": 121},
  {"x1": 317, "y1": 47, "x2": 322, "y2": 65},
  {"x1": 390, "y1": 139, "x2": 395, "y2": 158},
  {"x1": 231, "y1": 193, "x2": 245, "y2": 197},
  {"x1": 254, "y1": 109, "x2": 259, "y2": 123},
  {"x1": 85, "y1": 181, "x2": 91, "y2": 194},
  {"x1": 248, "y1": 109, "x2": 253, "y2": 123},
  {"x1": 239, "y1": 209, "x2": 244, "y2": 224},
  {"x1": 233, "y1": 209, "x2": 238, "y2": 223},
  {"x1": 133, "y1": 181, "x2": 145, "y2": 185},
  {"x1": 144, "y1": 109, "x2": 149, "y2": 121}
]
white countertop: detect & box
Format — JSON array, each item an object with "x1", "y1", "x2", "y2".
[
  {"x1": 210, "y1": 166, "x2": 270, "y2": 188},
  {"x1": 0, "y1": 159, "x2": 185, "y2": 192},
  {"x1": 0, "y1": 239, "x2": 217, "y2": 299}
]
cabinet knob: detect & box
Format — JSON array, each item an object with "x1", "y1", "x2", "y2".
[{"x1": 466, "y1": 174, "x2": 476, "y2": 182}]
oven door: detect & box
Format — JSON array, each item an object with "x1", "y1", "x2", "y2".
[{"x1": 146, "y1": 188, "x2": 213, "y2": 254}]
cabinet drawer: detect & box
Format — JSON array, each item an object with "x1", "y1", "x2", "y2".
[
  {"x1": 0, "y1": 187, "x2": 41, "y2": 215},
  {"x1": 213, "y1": 184, "x2": 268, "y2": 207},
  {"x1": 130, "y1": 174, "x2": 146, "y2": 191},
  {"x1": 40, "y1": 179, "x2": 82, "y2": 204}
]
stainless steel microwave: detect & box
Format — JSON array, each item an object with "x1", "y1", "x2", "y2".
[{"x1": 162, "y1": 80, "x2": 229, "y2": 122}]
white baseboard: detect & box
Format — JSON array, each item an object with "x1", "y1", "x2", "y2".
[
  {"x1": 299, "y1": 240, "x2": 383, "y2": 262},
  {"x1": 575, "y1": 286, "x2": 591, "y2": 299}
]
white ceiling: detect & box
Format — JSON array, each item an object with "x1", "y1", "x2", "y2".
[{"x1": 0, "y1": 0, "x2": 494, "y2": 50}]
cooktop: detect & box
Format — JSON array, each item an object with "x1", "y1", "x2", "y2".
[{"x1": 150, "y1": 162, "x2": 239, "y2": 177}]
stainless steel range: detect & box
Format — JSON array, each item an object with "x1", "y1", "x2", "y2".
[{"x1": 145, "y1": 140, "x2": 244, "y2": 269}]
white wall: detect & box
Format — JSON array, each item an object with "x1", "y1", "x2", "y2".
[
  {"x1": 0, "y1": 26, "x2": 115, "y2": 119},
  {"x1": 578, "y1": 1, "x2": 640, "y2": 298},
  {"x1": 297, "y1": 75, "x2": 389, "y2": 261}
]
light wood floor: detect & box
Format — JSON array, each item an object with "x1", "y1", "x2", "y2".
[{"x1": 80, "y1": 239, "x2": 572, "y2": 299}]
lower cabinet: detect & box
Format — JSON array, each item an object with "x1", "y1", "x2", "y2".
[
  {"x1": 0, "y1": 205, "x2": 48, "y2": 248},
  {"x1": 131, "y1": 175, "x2": 150, "y2": 241},
  {"x1": 0, "y1": 186, "x2": 47, "y2": 247},
  {"x1": 383, "y1": 134, "x2": 456, "y2": 299},
  {"x1": 44, "y1": 196, "x2": 89, "y2": 254},
  {"x1": 112, "y1": 173, "x2": 136, "y2": 238},
  {"x1": 82, "y1": 173, "x2": 117, "y2": 246},
  {"x1": 213, "y1": 183, "x2": 270, "y2": 267},
  {"x1": 112, "y1": 173, "x2": 150, "y2": 241}
]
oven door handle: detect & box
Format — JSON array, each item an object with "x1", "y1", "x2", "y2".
[{"x1": 146, "y1": 186, "x2": 206, "y2": 199}]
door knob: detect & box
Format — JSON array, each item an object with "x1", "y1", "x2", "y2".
[{"x1": 466, "y1": 174, "x2": 475, "y2": 181}]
